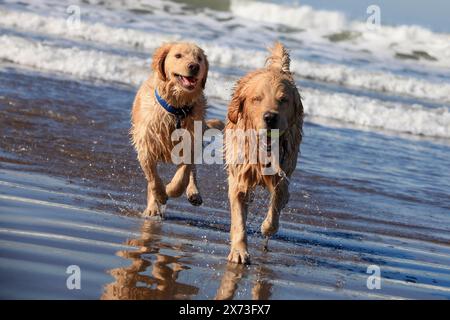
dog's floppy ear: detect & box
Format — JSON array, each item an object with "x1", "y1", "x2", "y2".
[
  {"x1": 152, "y1": 43, "x2": 172, "y2": 81},
  {"x1": 201, "y1": 51, "x2": 209, "y2": 89},
  {"x1": 293, "y1": 87, "x2": 304, "y2": 133},
  {"x1": 227, "y1": 95, "x2": 242, "y2": 124},
  {"x1": 227, "y1": 82, "x2": 245, "y2": 124},
  {"x1": 293, "y1": 87, "x2": 304, "y2": 118}
]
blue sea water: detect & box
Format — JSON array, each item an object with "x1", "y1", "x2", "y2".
[{"x1": 0, "y1": 0, "x2": 449, "y2": 299}]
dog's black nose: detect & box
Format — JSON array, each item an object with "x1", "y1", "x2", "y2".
[
  {"x1": 263, "y1": 112, "x2": 278, "y2": 128},
  {"x1": 188, "y1": 63, "x2": 200, "y2": 75}
]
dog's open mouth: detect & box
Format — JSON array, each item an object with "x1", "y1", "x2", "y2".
[
  {"x1": 263, "y1": 130, "x2": 284, "y2": 154},
  {"x1": 175, "y1": 74, "x2": 198, "y2": 90}
]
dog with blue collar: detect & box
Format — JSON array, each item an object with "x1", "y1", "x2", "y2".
[{"x1": 131, "y1": 42, "x2": 217, "y2": 218}]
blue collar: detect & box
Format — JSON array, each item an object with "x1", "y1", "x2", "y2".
[{"x1": 154, "y1": 89, "x2": 193, "y2": 123}]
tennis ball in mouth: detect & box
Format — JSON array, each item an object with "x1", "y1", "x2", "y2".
[{"x1": 267, "y1": 130, "x2": 283, "y2": 138}]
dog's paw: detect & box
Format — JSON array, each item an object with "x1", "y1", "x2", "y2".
[
  {"x1": 143, "y1": 214, "x2": 163, "y2": 222},
  {"x1": 227, "y1": 248, "x2": 250, "y2": 265},
  {"x1": 154, "y1": 191, "x2": 168, "y2": 205},
  {"x1": 142, "y1": 203, "x2": 164, "y2": 220},
  {"x1": 187, "y1": 193, "x2": 203, "y2": 206},
  {"x1": 261, "y1": 217, "x2": 279, "y2": 237}
]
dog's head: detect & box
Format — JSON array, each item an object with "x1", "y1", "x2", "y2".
[
  {"x1": 227, "y1": 43, "x2": 302, "y2": 133},
  {"x1": 152, "y1": 42, "x2": 209, "y2": 94}
]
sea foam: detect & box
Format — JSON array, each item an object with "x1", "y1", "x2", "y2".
[
  {"x1": 1, "y1": 9, "x2": 450, "y2": 104},
  {"x1": 2, "y1": 34, "x2": 449, "y2": 139},
  {"x1": 230, "y1": 0, "x2": 450, "y2": 70}
]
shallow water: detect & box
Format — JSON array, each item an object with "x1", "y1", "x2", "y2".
[{"x1": 0, "y1": 0, "x2": 450, "y2": 299}]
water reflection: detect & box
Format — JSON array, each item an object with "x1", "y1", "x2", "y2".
[
  {"x1": 215, "y1": 263, "x2": 273, "y2": 300},
  {"x1": 102, "y1": 220, "x2": 198, "y2": 300},
  {"x1": 102, "y1": 219, "x2": 274, "y2": 300}
]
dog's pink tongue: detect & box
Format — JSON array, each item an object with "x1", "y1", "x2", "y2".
[
  {"x1": 182, "y1": 76, "x2": 196, "y2": 86},
  {"x1": 180, "y1": 77, "x2": 189, "y2": 86}
]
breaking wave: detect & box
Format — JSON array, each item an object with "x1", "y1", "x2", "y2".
[{"x1": 1, "y1": 34, "x2": 449, "y2": 138}]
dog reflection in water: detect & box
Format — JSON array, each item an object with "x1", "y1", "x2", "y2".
[
  {"x1": 102, "y1": 220, "x2": 273, "y2": 300},
  {"x1": 215, "y1": 264, "x2": 273, "y2": 300},
  {"x1": 102, "y1": 220, "x2": 198, "y2": 300}
]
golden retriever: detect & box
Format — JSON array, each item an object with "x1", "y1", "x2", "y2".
[
  {"x1": 225, "y1": 42, "x2": 304, "y2": 264},
  {"x1": 131, "y1": 42, "x2": 209, "y2": 217}
]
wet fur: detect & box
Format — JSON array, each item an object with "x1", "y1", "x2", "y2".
[
  {"x1": 131, "y1": 42, "x2": 210, "y2": 217},
  {"x1": 225, "y1": 42, "x2": 304, "y2": 264}
]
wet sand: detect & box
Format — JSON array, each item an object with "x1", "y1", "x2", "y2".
[{"x1": 1, "y1": 67, "x2": 450, "y2": 299}]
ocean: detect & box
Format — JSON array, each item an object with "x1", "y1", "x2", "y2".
[{"x1": 0, "y1": 0, "x2": 449, "y2": 299}]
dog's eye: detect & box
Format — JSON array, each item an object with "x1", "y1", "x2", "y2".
[
  {"x1": 197, "y1": 55, "x2": 203, "y2": 62},
  {"x1": 279, "y1": 97, "x2": 288, "y2": 104},
  {"x1": 175, "y1": 53, "x2": 182, "y2": 59},
  {"x1": 252, "y1": 96, "x2": 262, "y2": 103}
]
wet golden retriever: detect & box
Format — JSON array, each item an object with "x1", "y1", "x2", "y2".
[
  {"x1": 225, "y1": 42, "x2": 304, "y2": 264},
  {"x1": 131, "y1": 42, "x2": 209, "y2": 217}
]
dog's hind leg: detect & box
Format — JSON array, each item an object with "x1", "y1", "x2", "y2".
[
  {"x1": 186, "y1": 165, "x2": 203, "y2": 206},
  {"x1": 166, "y1": 164, "x2": 191, "y2": 198}
]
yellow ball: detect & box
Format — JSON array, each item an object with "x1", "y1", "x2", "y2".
[{"x1": 267, "y1": 130, "x2": 284, "y2": 138}]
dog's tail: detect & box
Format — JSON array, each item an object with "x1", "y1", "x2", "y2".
[
  {"x1": 205, "y1": 118, "x2": 225, "y2": 131},
  {"x1": 265, "y1": 42, "x2": 291, "y2": 74}
]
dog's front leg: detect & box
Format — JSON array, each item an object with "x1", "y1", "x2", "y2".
[
  {"x1": 186, "y1": 165, "x2": 203, "y2": 206},
  {"x1": 143, "y1": 162, "x2": 168, "y2": 217},
  {"x1": 261, "y1": 179, "x2": 289, "y2": 238},
  {"x1": 166, "y1": 164, "x2": 191, "y2": 198},
  {"x1": 227, "y1": 178, "x2": 250, "y2": 264},
  {"x1": 165, "y1": 164, "x2": 203, "y2": 206}
]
